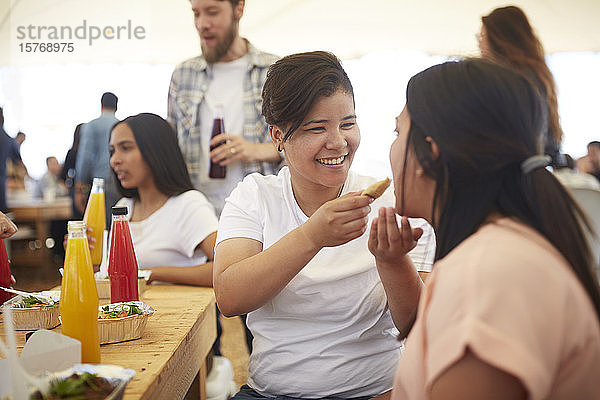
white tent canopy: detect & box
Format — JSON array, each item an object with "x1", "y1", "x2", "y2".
[
  {"x1": 1, "y1": 0, "x2": 600, "y2": 66},
  {"x1": 1, "y1": 0, "x2": 599, "y2": 179}
]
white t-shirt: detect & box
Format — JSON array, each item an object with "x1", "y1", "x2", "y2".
[
  {"x1": 217, "y1": 167, "x2": 436, "y2": 398},
  {"x1": 115, "y1": 190, "x2": 218, "y2": 268},
  {"x1": 197, "y1": 55, "x2": 248, "y2": 215}
]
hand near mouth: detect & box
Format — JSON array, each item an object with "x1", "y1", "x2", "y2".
[{"x1": 368, "y1": 207, "x2": 423, "y2": 265}]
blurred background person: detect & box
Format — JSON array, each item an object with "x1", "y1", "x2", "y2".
[
  {"x1": 60, "y1": 124, "x2": 84, "y2": 219},
  {"x1": 576, "y1": 141, "x2": 600, "y2": 182},
  {"x1": 478, "y1": 5, "x2": 564, "y2": 168},
  {"x1": 75, "y1": 92, "x2": 120, "y2": 227},
  {"x1": 33, "y1": 156, "x2": 68, "y2": 200},
  {"x1": 168, "y1": 0, "x2": 282, "y2": 217},
  {"x1": 33, "y1": 156, "x2": 69, "y2": 262},
  {"x1": 14, "y1": 131, "x2": 26, "y2": 150},
  {"x1": 0, "y1": 107, "x2": 23, "y2": 212},
  {"x1": 554, "y1": 153, "x2": 600, "y2": 190},
  {"x1": 5, "y1": 130, "x2": 29, "y2": 193}
]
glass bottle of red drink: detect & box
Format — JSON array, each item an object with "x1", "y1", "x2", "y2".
[
  {"x1": 209, "y1": 104, "x2": 227, "y2": 179},
  {"x1": 0, "y1": 239, "x2": 14, "y2": 304},
  {"x1": 108, "y1": 206, "x2": 139, "y2": 303}
]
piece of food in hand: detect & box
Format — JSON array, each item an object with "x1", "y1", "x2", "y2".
[{"x1": 362, "y1": 177, "x2": 391, "y2": 199}]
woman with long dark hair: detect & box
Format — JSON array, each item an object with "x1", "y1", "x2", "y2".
[
  {"x1": 368, "y1": 59, "x2": 600, "y2": 399},
  {"x1": 478, "y1": 6, "x2": 563, "y2": 167},
  {"x1": 109, "y1": 113, "x2": 218, "y2": 285}
]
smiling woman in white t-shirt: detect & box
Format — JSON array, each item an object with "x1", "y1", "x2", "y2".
[
  {"x1": 109, "y1": 113, "x2": 218, "y2": 286},
  {"x1": 214, "y1": 51, "x2": 436, "y2": 399}
]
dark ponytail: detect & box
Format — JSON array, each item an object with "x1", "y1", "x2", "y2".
[{"x1": 406, "y1": 59, "x2": 600, "y2": 320}]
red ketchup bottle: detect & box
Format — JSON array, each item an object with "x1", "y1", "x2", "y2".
[
  {"x1": 108, "y1": 206, "x2": 139, "y2": 303},
  {"x1": 0, "y1": 239, "x2": 13, "y2": 304},
  {"x1": 209, "y1": 104, "x2": 227, "y2": 179}
]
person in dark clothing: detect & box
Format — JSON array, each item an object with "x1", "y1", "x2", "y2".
[
  {"x1": 0, "y1": 107, "x2": 22, "y2": 213},
  {"x1": 60, "y1": 124, "x2": 84, "y2": 219}
]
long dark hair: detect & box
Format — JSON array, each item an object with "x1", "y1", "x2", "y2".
[
  {"x1": 482, "y1": 6, "x2": 563, "y2": 156},
  {"x1": 72, "y1": 123, "x2": 82, "y2": 151},
  {"x1": 262, "y1": 51, "x2": 354, "y2": 141},
  {"x1": 405, "y1": 59, "x2": 600, "y2": 320},
  {"x1": 111, "y1": 113, "x2": 194, "y2": 199}
]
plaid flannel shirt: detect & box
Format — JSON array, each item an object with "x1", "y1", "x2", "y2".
[{"x1": 168, "y1": 41, "x2": 281, "y2": 190}]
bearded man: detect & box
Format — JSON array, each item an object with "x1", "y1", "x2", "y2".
[{"x1": 168, "y1": 0, "x2": 282, "y2": 216}]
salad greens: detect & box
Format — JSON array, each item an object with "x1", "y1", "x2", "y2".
[
  {"x1": 98, "y1": 303, "x2": 142, "y2": 319},
  {"x1": 13, "y1": 295, "x2": 57, "y2": 308}
]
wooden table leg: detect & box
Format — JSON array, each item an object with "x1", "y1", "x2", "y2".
[
  {"x1": 183, "y1": 361, "x2": 206, "y2": 400},
  {"x1": 199, "y1": 359, "x2": 207, "y2": 400}
]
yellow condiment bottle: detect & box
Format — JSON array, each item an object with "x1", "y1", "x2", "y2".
[
  {"x1": 83, "y1": 177, "x2": 106, "y2": 265},
  {"x1": 60, "y1": 220, "x2": 101, "y2": 363}
]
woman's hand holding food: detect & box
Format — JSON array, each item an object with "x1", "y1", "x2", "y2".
[
  {"x1": 368, "y1": 207, "x2": 423, "y2": 267},
  {"x1": 300, "y1": 192, "x2": 373, "y2": 249}
]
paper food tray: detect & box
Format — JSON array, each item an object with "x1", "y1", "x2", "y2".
[
  {"x1": 1, "y1": 292, "x2": 61, "y2": 330},
  {"x1": 41, "y1": 364, "x2": 136, "y2": 400},
  {"x1": 98, "y1": 301, "x2": 155, "y2": 345}
]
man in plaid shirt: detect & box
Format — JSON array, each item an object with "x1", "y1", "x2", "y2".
[{"x1": 168, "y1": 0, "x2": 283, "y2": 216}]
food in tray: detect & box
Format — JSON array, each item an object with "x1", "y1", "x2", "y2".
[
  {"x1": 6, "y1": 294, "x2": 61, "y2": 330},
  {"x1": 362, "y1": 177, "x2": 391, "y2": 199},
  {"x1": 12, "y1": 295, "x2": 58, "y2": 308},
  {"x1": 98, "y1": 302, "x2": 143, "y2": 319},
  {"x1": 29, "y1": 372, "x2": 115, "y2": 400},
  {"x1": 97, "y1": 301, "x2": 155, "y2": 344}
]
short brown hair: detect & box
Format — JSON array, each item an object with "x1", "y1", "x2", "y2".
[{"x1": 262, "y1": 51, "x2": 354, "y2": 142}]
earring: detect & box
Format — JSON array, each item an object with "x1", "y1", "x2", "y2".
[
  {"x1": 416, "y1": 169, "x2": 424, "y2": 177},
  {"x1": 277, "y1": 144, "x2": 282, "y2": 152}
]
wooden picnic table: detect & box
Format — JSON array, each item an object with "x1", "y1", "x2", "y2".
[{"x1": 1, "y1": 284, "x2": 217, "y2": 399}]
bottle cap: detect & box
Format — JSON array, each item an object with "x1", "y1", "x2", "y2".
[
  {"x1": 112, "y1": 206, "x2": 128, "y2": 216},
  {"x1": 92, "y1": 177, "x2": 105, "y2": 187},
  {"x1": 67, "y1": 220, "x2": 86, "y2": 232}
]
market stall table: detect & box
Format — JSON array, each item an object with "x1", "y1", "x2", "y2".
[{"x1": 0, "y1": 284, "x2": 217, "y2": 400}]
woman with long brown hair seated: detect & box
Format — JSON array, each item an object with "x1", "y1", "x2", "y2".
[{"x1": 371, "y1": 59, "x2": 600, "y2": 399}]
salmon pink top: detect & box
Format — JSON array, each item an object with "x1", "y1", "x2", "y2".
[{"x1": 393, "y1": 218, "x2": 600, "y2": 400}]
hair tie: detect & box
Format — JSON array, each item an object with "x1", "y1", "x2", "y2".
[{"x1": 521, "y1": 155, "x2": 551, "y2": 174}]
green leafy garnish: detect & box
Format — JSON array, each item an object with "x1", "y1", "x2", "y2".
[
  {"x1": 98, "y1": 302, "x2": 143, "y2": 319},
  {"x1": 13, "y1": 295, "x2": 57, "y2": 308},
  {"x1": 36, "y1": 372, "x2": 113, "y2": 399},
  {"x1": 49, "y1": 372, "x2": 101, "y2": 399}
]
